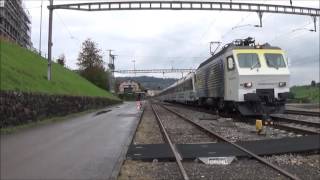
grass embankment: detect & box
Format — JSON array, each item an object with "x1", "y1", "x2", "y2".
[
  {"x1": 0, "y1": 40, "x2": 118, "y2": 100},
  {"x1": 290, "y1": 85, "x2": 320, "y2": 103},
  {"x1": 1, "y1": 40, "x2": 120, "y2": 133}
]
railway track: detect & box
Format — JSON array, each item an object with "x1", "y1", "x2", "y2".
[
  {"x1": 271, "y1": 123, "x2": 319, "y2": 135},
  {"x1": 151, "y1": 102, "x2": 301, "y2": 180},
  {"x1": 270, "y1": 115, "x2": 320, "y2": 128},
  {"x1": 285, "y1": 109, "x2": 320, "y2": 117},
  {"x1": 270, "y1": 115, "x2": 320, "y2": 135},
  {"x1": 151, "y1": 104, "x2": 189, "y2": 180},
  {"x1": 161, "y1": 101, "x2": 319, "y2": 135}
]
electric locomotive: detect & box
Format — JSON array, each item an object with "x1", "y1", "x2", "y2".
[{"x1": 158, "y1": 37, "x2": 290, "y2": 116}]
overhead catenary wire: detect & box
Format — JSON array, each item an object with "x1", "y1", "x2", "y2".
[
  {"x1": 270, "y1": 21, "x2": 314, "y2": 43},
  {"x1": 219, "y1": 0, "x2": 274, "y2": 45},
  {"x1": 55, "y1": 11, "x2": 80, "y2": 44}
]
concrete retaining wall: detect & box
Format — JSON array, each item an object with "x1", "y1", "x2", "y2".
[{"x1": 0, "y1": 91, "x2": 120, "y2": 128}]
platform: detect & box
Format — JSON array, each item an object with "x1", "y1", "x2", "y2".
[{"x1": 1, "y1": 102, "x2": 142, "y2": 180}]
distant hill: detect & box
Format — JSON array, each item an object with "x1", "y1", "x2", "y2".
[
  {"x1": 116, "y1": 76, "x2": 177, "y2": 90},
  {"x1": 0, "y1": 40, "x2": 118, "y2": 100}
]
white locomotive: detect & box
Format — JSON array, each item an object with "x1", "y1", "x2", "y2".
[{"x1": 157, "y1": 37, "x2": 290, "y2": 116}]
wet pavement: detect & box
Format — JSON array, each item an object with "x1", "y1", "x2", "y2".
[{"x1": 1, "y1": 102, "x2": 140, "y2": 180}]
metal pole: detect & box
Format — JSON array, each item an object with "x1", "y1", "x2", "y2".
[
  {"x1": 107, "y1": 50, "x2": 114, "y2": 93},
  {"x1": 47, "y1": 0, "x2": 53, "y2": 81},
  {"x1": 39, "y1": 0, "x2": 43, "y2": 55},
  {"x1": 312, "y1": 16, "x2": 317, "y2": 32},
  {"x1": 257, "y1": 12, "x2": 263, "y2": 27},
  {"x1": 132, "y1": 60, "x2": 136, "y2": 76}
]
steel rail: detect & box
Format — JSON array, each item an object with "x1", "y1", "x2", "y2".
[
  {"x1": 271, "y1": 115, "x2": 320, "y2": 128},
  {"x1": 49, "y1": 1, "x2": 320, "y2": 17},
  {"x1": 151, "y1": 104, "x2": 189, "y2": 180},
  {"x1": 160, "y1": 104, "x2": 301, "y2": 180},
  {"x1": 272, "y1": 123, "x2": 319, "y2": 135},
  {"x1": 285, "y1": 110, "x2": 320, "y2": 117}
]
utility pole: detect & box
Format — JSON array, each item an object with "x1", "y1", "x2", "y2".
[
  {"x1": 257, "y1": 12, "x2": 263, "y2": 27},
  {"x1": 132, "y1": 60, "x2": 136, "y2": 76},
  {"x1": 108, "y1": 50, "x2": 115, "y2": 93},
  {"x1": 39, "y1": 0, "x2": 43, "y2": 55},
  {"x1": 312, "y1": 16, "x2": 317, "y2": 32},
  {"x1": 47, "y1": 0, "x2": 54, "y2": 81}
]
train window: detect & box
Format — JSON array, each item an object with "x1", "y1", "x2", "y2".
[
  {"x1": 227, "y1": 56, "x2": 235, "y2": 70},
  {"x1": 188, "y1": 79, "x2": 193, "y2": 90},
  {"x1": 265, "y1": 53, "x2": 286, "y2": 68},
  {"x1": 183, "y1": 79, "x2": 192, "y2": 91},
  {"x1": 237, "y1": 53, "x2": 260, "y2": 68}
]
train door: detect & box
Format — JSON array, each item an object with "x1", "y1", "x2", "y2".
[
  {"x1": 191, "y1": 73, "x2": 197, "y2": 102},
  {"x1": 224, "y1": 54, "x2": 238, "y2": 101}
]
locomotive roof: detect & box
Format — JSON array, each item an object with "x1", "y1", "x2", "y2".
[{"x1": 198, "y1": 42, "x2": 281, "y2": 69}]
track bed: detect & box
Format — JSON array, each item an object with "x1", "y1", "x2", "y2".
[{"x1": 118, "y1": 102, "x2": 319, "y2": 180}]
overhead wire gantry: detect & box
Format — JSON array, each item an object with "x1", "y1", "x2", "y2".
[
  {"x1": 50, "y1": 1, "x2": 319, "y2": 17},
  {"x1": 114, "y1": 68, "x2": 196, "y2": 74},
  {"x1": 46, "y1": 0, "x2": 320, "y2": 82}
]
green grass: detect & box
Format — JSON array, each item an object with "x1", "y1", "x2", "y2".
[
  {"x1": 290, "y1": 85, "x2": 320, "y2": 103},
  {"x1": 0, "y1": 40, "x2": 119, "y2": 100}
]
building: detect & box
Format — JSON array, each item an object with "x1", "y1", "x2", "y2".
[
  {"x1": 0, "y1": 0, "x2": 32, "y2": 48},
  {"x1": 118, "y1": 80, "x2": 141, "y2": 94},
  {"x1": 147, "y1": 90, "x2": 161, "y2": 97}
]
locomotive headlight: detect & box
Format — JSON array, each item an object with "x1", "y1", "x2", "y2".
[
  {"x1": 279, "y1": 82, "x2": 286, "y2": 87},
  {"x1": 244, "y1": 82, "x2": 253, "y2": 88}
]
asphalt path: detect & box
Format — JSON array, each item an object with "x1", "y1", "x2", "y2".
[{"x1": 1, "y1": 102, "x2": 140, "y2": 180}]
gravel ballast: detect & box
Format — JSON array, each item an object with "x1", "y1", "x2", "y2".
[
  {"x1": 153, "y1": 105, "x2": 217, "y2": 144},
  {"x1": 133, "y1": 103, "x2": 164, "y2": 144},
  {"x1": 118, "y1": 102, "x2": 319, "y2": 180}
]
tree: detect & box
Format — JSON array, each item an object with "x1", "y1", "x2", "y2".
[
  {"x1": 311, "y1": 80, "x2": 316, "y2": 87},
  {"x1": 77, "y1": 39, "x2": 109, "y2": 90},
  {"x1": 80, "y1": 66, "x2": 109, "y2": 90},
  {"x1": 77, "y1": 39, "x2": 104, "y2": 70},
  {"x1": 57, "y1": 54, "x2": 66, "y2": 66}
]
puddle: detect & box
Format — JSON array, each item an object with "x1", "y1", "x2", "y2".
[{"x1": 94, "y1": 110, "x2": 111, "y2": 116}]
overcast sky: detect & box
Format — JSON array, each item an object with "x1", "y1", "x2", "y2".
[{"x1": 24, "y1": 0, "x2": 319, "y2": 86}]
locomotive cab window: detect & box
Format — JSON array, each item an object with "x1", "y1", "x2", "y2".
[
  {"x1": 237, "y1": 53, "x2": 260, "y2": 68},
  {"x1": 265, "y1": 53, "x2": 286, "y2": 68},
  {"x1": 227, "y1": 56, "x2": 235, "y2": 70}
]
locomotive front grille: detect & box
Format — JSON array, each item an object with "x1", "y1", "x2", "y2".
[
  {"x1": 256, "y1": 89, "x2": 275, "y2": 103},
  {"x1": 256, "y1": 89, "x2": 274, "y2": 97}
]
